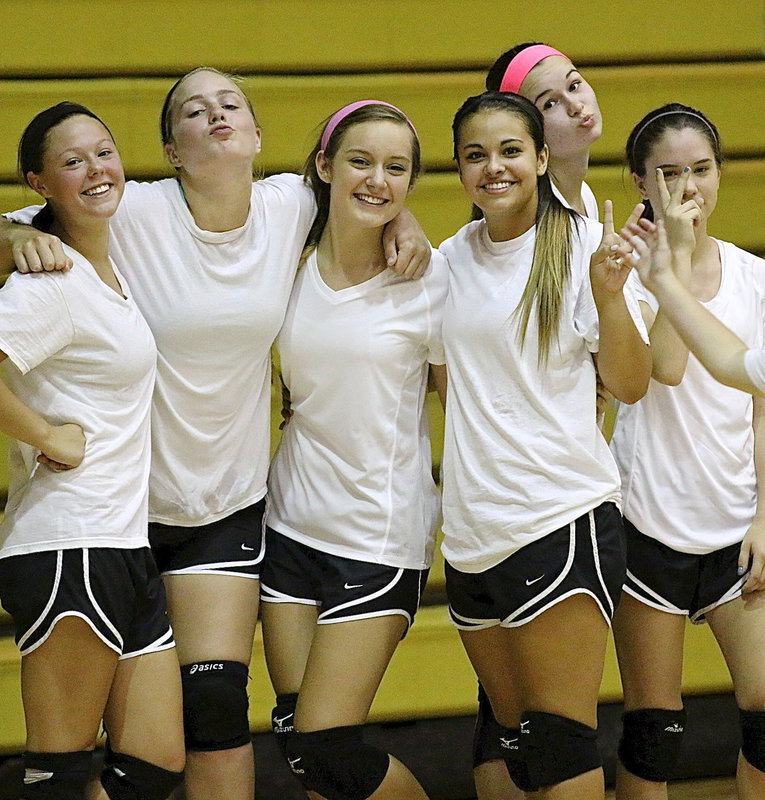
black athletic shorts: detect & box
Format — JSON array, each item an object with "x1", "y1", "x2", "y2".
[
  {"x1": 260, "y1": 527, "x2": 428, "y2": 633},
  {"x1": 149, "y1": 499, "x2": 265, "y2": 578},
  {"x1": 623, "y1": 518, "x2": 745, "y2": 623},
  {"x1": 0, "y1": 547, "x2": 174, "y2": 658},
  {"x1": 446, "y1": 502, "x2": 625, "y2": 630}
]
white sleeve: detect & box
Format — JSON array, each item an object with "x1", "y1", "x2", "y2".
[
  {"x1": 258, "y1": 172, "x2": 317, "y2": 235},
  {"x1": 4, "y1": 205, "x2": 45, "y2": 225},
  {"x1": 745, "y1": 350, "x2": 765, "y2": 394},
  {"x1": 0, "y1": 272, "x2": 74, "y2": 373}
]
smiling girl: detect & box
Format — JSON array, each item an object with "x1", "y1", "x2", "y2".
[
  {"x1": 439, "y1": 91, "x2": 650, "y2": 800},
  {"x1": 610, "y1": 103, "x2": 765, "y2": 800},
  {"x1": 260, "y1": 100, "x2": 447, "y2": 800},
  {"x1": 0, "y1": 102, "x2": 184, "y2": 800}
]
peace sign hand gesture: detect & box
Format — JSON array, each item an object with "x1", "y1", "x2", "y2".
[
  {"x1": 590, "y1": 200, "x2": 644, "y2": 298},
  {"x1": 653, "y1": 167, "x2": 699, "y2": 256}
]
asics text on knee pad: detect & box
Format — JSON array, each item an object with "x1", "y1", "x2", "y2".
[
  {"x1": 521, "y1": 710, "x2": 601, "y2": 791},
  {"x1": 21, "y1": 751, "x2": 92, "y2": 800},
  {"x1": 285, "y1": 725, "x2": 390, "y2": 800},
  {"x1": 618, "y1": 707, "x2": 686, "y2": 782},
  {"x1": 181, "y1": 660, "x2": 251, "y2": 751}
]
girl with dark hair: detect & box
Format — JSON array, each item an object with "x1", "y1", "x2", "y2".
[
  {"x1": 0, "y1": 69, "x2": 430, "y2": 800},
  {"x1": 439, "y1": 91, "x2": 650, "y2": 800},
  {"x1": 260, "y1": 100, "x2": 446, "y2": 800},
  {"x1": 486, "y1": 43, "x2": 602, "y2": 219},
  {"x1": 610, "y1": 104, "x2": 765, "y2": 800},
  {"x1": 0, "y1": 103, "x2": 184, "y2": 800}
]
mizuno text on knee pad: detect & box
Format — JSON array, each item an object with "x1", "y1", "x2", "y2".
[
  {"x1": 181, "y1": 659, "x2": 251, "y2": 751},
  {"x1": 272, "y1": 692, "x2": 298, "y2": 758},
  {"x1": 285, "y1": 725, "x2": 390, "y2": 800},
  {"x1": 740, "y1": 709, "x2": 765, "y2": 773},
  {"x1": 521, "y1": 710, "x2": 601, "y2": 791},
  {"x1": 101, "y1": 751, "x2": 183, "y2": 800},
  {"x1": 619, "y1": 707, "x2": 686, "y2": 782},
  {"x1": 21, "y1": 751, "x2": 92, "y2": 800}
]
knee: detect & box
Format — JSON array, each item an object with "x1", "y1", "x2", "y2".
[
  {"x1": 271, "y1": 692, "x2": 298, "y2": 759},
  {"x1": 741, "y1": 709, "x2": 765, "y2": 773},
  {"x1": 284, "y1": 725, "x2": 390, "y2": 800},
  {"x1": 101, "y1": 751, "x2": 183, "y2": 800},
  {"x1": 180, "y1": 660, "x2": 251, "y2": 752},
  {"x1": 618, "y1": 707, "x2": 686, "y2": 782},
  {"x1": 519, "y1": 710, "x2": 601, "y2": 792},
  {"x1": 21, "y1": 751, "x2": 92, "y2": 800}
]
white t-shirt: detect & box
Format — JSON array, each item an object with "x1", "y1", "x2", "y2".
[
  {"x1": 0, "y1": 247, "x2": 156, "y2": 557},
  {"x1": 745, "y1": 349, "x2": 765, "y2": 394},
  {"x1": 611, "y1": 240, "x2": 765, "y2": 554},
  {"x1": 266, "y1": 249, "x2": 448, "y2": 570},
  {"x1": 8, "y1": 174, "x2": 316, "y2": 526},
  {"x1": 439, "y1": 217, "x2": 647, "y2": 573},
  {"x1": 551, "y1": 179, "x2": 599, "y2": 220}
]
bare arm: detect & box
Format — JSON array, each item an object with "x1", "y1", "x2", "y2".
[
  {"x1": 0, "y1": 216, "x2": 72, "y2": 275},
  {"x1": 382, "y1": 208, "x2": 431, "y2": 280},
  {"x1": 589, "y1": 201, "x2": 651, "y2": 404},
  {"x1": 0, "y1": 352, "x2": 84, "y2": 469},
  {"x1": 739, "y1": 396, "x2": 765, "y2": 592}
]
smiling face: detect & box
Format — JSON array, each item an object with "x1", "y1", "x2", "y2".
[
  {"x1": 26, "y1": 114, "x2": 124, "y2": 225},
  {"x1": 317, "y1": 119, "x2": 414, "y2": 230},
  {"x1": 163, "y1": 69, "x2": 261, "y2": 173},
  {"x1": 519, "y1": 55, "x2": 602, "y2": 160},
  {"x1": 634, "y1": 126, "x2": 720, "y2": 232},
  {"x1": 456, "y1": 108, "x2": 547, "y2": 239}
]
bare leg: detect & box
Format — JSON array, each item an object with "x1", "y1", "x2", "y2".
[
  {"x1": 474, "y1": 761, "x2": 525, "y2": 800},
  {"x1": 164, "y1": 573, "x2": 260, "y2": 800},
  {"x1": 612, "y1": 594, "x2": 686, "y2": 800},
  {"x1": 460, "y1": 595, "x2": 609, "y2": 800},
  {"x1": 707, "y1": 591, "x2": 765, "y2": 800},
  {"x1": 297, "y1": 616, "x2": 429, "y2": 800}
]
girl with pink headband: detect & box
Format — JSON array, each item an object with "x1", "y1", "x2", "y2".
[{"x1": 260, "y1": 100, "x2": 447, "y2": 800}]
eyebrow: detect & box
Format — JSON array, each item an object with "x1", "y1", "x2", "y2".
[
  {"x1": 657, "y1": 158, "x2": 714, "y2": 169},
  {"x1": 180, "y1": 89, "x2": 241, "y2": 106},
  {"x1": 533, "y1": 69, "x2": 577, "y2": 105},
  {"x1": 461, "y1": 138, "x2": 523, "y2": 149},
  {"x1": 345, "y1": 147, "x2": 411, "y2": 161}
]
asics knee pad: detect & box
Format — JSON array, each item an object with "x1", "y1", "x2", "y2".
[
  {"x1": 521, "y1": 710, "x2": 601, "y2": 791},
  {"x1": 21, "y1": 750, "x2": 92, "y2": 800},
  {"x1": 285, "y1": 725, "x2": 390, "y2": 800},
  {"x1": 271, "y1": 692, "x2": 298, "y2": 759},
  {"x1": 618, "y1": 707, "x2": 686, "y2": 782},
  {"x1": 181, "y1": 660, "x2": 251, "y2": 751},
  {"x1": 101, "y1": 751, "x2": 183, "y2": 800},
  {"x1": 740, "y1": 709, "x2": 765, "y2": 773}
]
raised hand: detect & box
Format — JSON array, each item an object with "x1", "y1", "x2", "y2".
[
  {"x1": 653, "y1": 167, "x2": 699, "y2": 256},
  {"x1": 590, "y1": 200, "x2": 644, "y2": 296},
  {"x1": 619, "y1": 218, "x2": 672, "y2": 293}
]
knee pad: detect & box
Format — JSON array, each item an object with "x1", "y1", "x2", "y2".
[
  {"x1": 472, "y1": 683, "x2": 508, "y2": 767},
  {"x1": 181, "y1": 660, "x2": 251, "y2": 751},
  {"x1": 740, "y1": 709, "x2": 765, "y2": 773},
  {"x1": 285, "y1": 725, "x2": 390, "y2": 800},
  {"x1": 101, "y1": 751, "x2": 183, "y2": 800},
  {"x1": 618, "y1": 707, "x2": 686, "y2": 782},
  {"x1": 21, "y1": 751, "x2": 92, "y2": 800},
  {"x1": 520, "y1": 710, "x2": 601, "y2": 791},
  {"x1": 272, "y1": 692, "x2": 298, "y2": 758}
]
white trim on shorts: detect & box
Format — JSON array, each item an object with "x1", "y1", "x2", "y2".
[
  {"x1": 260, "y1": 582, "x2": 320, "y2": 606},
  {"x1": 121, "y1": 628, "x2": 176, "y2": 660},
  {"x1": 623, "y1": 569, "x2": 689, "y2": 616},
  {"x1": 691, "y1": 578, "x2": 745, "y2": 624}
]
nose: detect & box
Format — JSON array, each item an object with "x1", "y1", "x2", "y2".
[
  {"x1": 366, "y1": 164, "x2": 386, "y2": 188},
  {"x1": 568, "y1": 99, "x2": 584, "y2": 117},
  {"x1": 485, "y1": 152, "x2": 503, "y2": 175},
  {"x1": 209, "y1": 103, "x2": 226, "y2": 122},
  {"x1": 683, "y1": 171, "x2": 698, "y2": 198},
  {"x1": 87, "y1": 157, "x2": 104, "y2": 176}
]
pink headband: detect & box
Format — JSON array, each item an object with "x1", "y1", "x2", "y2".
[
  {"x1": 499, "y1": 45, "x2": 567, "y2": 94},
  {"x1": 320, "y1": 100, "x2": 417, "y2": 152}
]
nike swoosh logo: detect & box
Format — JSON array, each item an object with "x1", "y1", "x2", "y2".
[
  {"x1": 525, "y1": 575, "x2": 545, "y2": 586},
  {"x1": 241, "y1": 544, "x2": 255, "y2": 551},
  {"x1": 344, "y1": 582, "x2": 363, "y2": 590}
]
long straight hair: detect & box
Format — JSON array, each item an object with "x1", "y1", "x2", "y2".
[{"x1": 453, "y1": 92, "x2": 579, "y2": 364}]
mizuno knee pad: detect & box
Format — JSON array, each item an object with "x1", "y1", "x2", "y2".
[
  {"x1": 101, "y1": 751, "x2": 183, "y2": 800},
  {"x1": 740, "y1": 709, "x2": 765, "y2": 773},
  {"x1": 618, "y1": 707, "x2": 686, "y2": 782},
  {"x1": 271, "y1": 692, "x2": 298, "y2": 758},
  {"x1": 521, "y1": 710, "x2": 601, "y2": 791},
  {"x1": 181, "y1": 659, "x2": 251, "y2": 751},
  {"x1": 21, "y1": 751, "x2": 92, "y2": 800},
  {"x1": 285, "y1": 725, "x2": 390, "y2": 800},
  {"x1": 473, "y1": 683, "x2": 510, "y2": 767}
]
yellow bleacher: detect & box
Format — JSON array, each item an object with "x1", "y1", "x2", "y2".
[{"x1": 0, "y1": 0, "x2": 762, "y2": 756}]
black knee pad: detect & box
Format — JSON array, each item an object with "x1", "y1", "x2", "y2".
[
  {"x1": 618, "y1": 707, "x2": 686, "y2": 782},
  {"x1": 181, "y1": 659, "x2": 251, "y2": 751},
  {"x1": 101, "y1": 751, "x2": 183, "y2": 800},
  {"x1": 521, "y1": 710, "x2": 601, "y2": 791},
  {"x1": 740, "y1": 709, "x2": 765, "y2": 773},
  {"x1": 21, "y1": 751, "x2": 92, "y2": 800},
  {"x1": 285, "y1": 725, "x2": 390, "y2": 800},
  {"x1": 272, "y1": 692, "x2": 298, "y2": 759},
  {"x1": 472, "y1": 682, "x2": 507, "y2": 766}
]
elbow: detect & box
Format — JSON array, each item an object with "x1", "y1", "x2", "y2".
[
  {"x1": 651, "y1": 365, "x2": 684, "y2": 387},
  {"x1": 612, "y1": 381, "x2": 649, "y2": 405}
]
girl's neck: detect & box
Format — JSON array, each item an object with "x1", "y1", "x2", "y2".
[
  {"x1": 484, "y1": 199, "x2": 537, "y2": 243},
  {"x1": 178, "y1": 167, "x2": 252, "y2": 232},
  {"x1": 51, "y1": 217, "x2": 123, "y2": 296},
  {"x1": 317, "y1": 219, "x2": 387, "y2": 289},
  {"x1": 548, "y1": 151, "x2": 590, "y2": 215},
  {"x1": 689, "y1": 228, "x2": 722, "y2": 301}
]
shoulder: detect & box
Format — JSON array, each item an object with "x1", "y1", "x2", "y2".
[
  {"x1": 438, "y1": 220, "x2": 482, "y2": 261},
  {"x1": 115, "y1": 178, "x2": 177, "y2": 222},
  {"x1": 253, "y1": 172, "x2": 316, "y2": 213}
]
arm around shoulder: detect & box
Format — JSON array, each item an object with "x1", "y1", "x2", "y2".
[{"x1": 0, "y1": 214, "x2": 72, "y2": 274}]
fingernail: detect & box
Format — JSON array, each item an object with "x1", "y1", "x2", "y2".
[
  {"x1": 737, "y1": 565, "x2": 745, "y2": 575},
  {"x1": 683, "y1": 166, "x2": 690, "y2": 173},
  {"x1": 615, "y1": 258, "x2": 624, "y2": 265},
  {"x1": 609, "y1": 244, "x2": 619, "y2": 251},
  {"x1": 655, "y1": 168, "x2": 661, "y2": 174}
]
